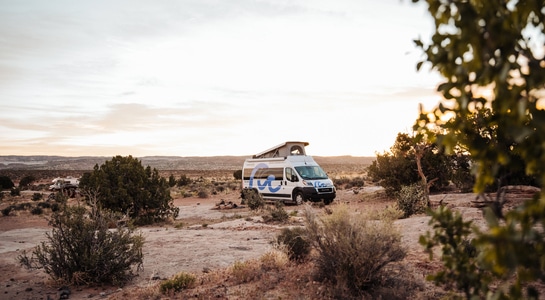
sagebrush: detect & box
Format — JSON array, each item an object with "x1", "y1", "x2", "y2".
[
  {"x1": 304, "y1": 204, "x2": 406, "y2": 298},
  {"x1": 19, "y1": 204, "x2": 144, "y2": 285}
]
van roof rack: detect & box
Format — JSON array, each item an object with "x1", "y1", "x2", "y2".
[{"x1": 253, "y1": 141, "x2": 309, "y2": 159}]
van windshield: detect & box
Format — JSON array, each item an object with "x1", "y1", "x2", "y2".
[{"x1": 295, "y1": 166, "x2": 328, "y2": 180}]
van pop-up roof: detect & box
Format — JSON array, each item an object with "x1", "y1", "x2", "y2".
[{"x1": 252, "y1": 141, "x2": 309, "y2": 159}]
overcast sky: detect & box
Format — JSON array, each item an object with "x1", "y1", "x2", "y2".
[{"x1": 0, "y1": 0, "x2": 442, "y2": 157}]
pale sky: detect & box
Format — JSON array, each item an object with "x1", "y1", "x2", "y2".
[{"x1": 0, "y1": 0, "x2": 443, "y2": 157}]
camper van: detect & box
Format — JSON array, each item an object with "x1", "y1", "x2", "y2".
[
  {"x1": 49, "y1": 176, "x2": 79, "y2": 191},
  {"x1": 241, "y1": 141, "x2": 336, "y2": 205}
]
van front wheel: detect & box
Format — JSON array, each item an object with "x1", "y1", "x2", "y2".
[{"x1": 294, "y1": 191, "x2": 304, "y2": 205}]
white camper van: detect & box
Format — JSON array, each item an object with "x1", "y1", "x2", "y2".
[{"x1": 241, "y1": 141, "x2": 336, "y2": 205}]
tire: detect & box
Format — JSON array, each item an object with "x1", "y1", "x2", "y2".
[{"x1": 293, "y1": 191, "x2": 304, "y2": 205}]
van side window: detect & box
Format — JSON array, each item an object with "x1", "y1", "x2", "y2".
[
  {"x1": 290, "y1": 146, "x2": 304, "y2": 155},
  {"x1": 286, "y1": 168, "x2": 298, "y2": 182}
]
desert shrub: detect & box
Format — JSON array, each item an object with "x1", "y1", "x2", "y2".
[
  {"x1": 304, "y1": 204, "x2": 406, "y2": 297},
  {"x1": 2, "y1": 206, "x2": 12, "y2": 216},
  {"x1": 233, "y1": 169, "x2": 242, "y2": 180},
  {"x1": 230, "y1": 260, "x2": 260, "y2": 283},
  {"x1": 0, "y1": 175, "x2": 14, "y2": 190},
  {"x1": 37, "y1": 202, "x2": 51, "y2": 209},
  {"x1": 30, "y1": 206, "x2": 43, "y2": 215},
  {"x1": 10, "y1": 187, "x2": 20, "y2": 196},
  {"x1": 15, "y1": 202, "x2": 32, "y2": 211},
  {"x1": 215, "y1": 185, "x2": 225, "y2": 193},
  {"x1": 259, "y1": 249, "x2": 289, "y2": 271},
  {"x1": 18, "y1": 204, "x2": 144, "y2": 285},
  {"x1": 197, "y1": 189, "x2": 209, "y2": 198},
  {"x1": 346, "y1": 176, "x2": 365, "y2": 189},
  {"x1": 263, "y1": 202, "x2": 289, "y2": 223},
  {"x1": 333, "y1": 177, "x2": 351, "y2": 189},
  {"x1": 396, "y1": 184, "x2": 426, "y2": 218},
  {"x1": 32, "y1": 193, "x2": 43, "y2": 201},
  {"x1": 241, "y1": 188, "x2": 264, "y2": 211},
  {"x1": 19, "y1": 175, "x2": 36, "y2": 189},
  {"x1": 79, "y1": 156, "x2": 178, "y2": 225},
  {"x1": 168, "y1": 174, "x2": 177, "y2": 187},
  {"x1": 177, "y1": 174, "x2": 191, "y2": 187},
  {"x1": 375, "y1": 205, "x2": 404, "y2": 221},
  {"x1": 160, "y1": 272, "x2": 196, "y2": 294},
  {"x1": 50, "y1": 203, "x2": 60, "y2": 212},
  {"x1": 276, "y1": 227, "x2": 311, "y2": 262}
]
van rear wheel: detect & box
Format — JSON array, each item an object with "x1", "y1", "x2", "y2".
[{"x1": 294, "y1": 191, "x2": 304, "y2": 205}]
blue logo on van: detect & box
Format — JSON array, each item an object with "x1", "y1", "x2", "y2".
[{"x1": 249, "y1": 163, "x2": 281, "y2": 193}]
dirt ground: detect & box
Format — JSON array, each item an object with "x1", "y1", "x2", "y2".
[{"x1": 0, "y1": 185, "x2": 537, "y2": 300}]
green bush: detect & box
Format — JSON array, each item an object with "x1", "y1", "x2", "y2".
[
  {"x1": 177, "y1": 174, "x2": 191, "y2": 187},
  {"x1": 241, "y1": 188, "x2": 264, "y2": 211},
  {"x1": 37, "y1": 202, "x2": 51, "y2": 209},
  {"x1": 18, "y1": 204, "x2": 144, "y2": 285},
  {"x1": 2, "y1": 206, "x2": 12, "y2": 216},
  {"x1": 30, "y1": 206, "x2": 43, "y2": 215},
  {"x1": 32, "y1": 193, "x2": 43, "y2": 201},
  {"x1": 419, "y1": 206, "x2": 490, "y2": 299},
  {"x1": 50, "y1": 203, "x2": 60, "y2": 212},
  {"x1": 78, "y1": 155, "x2": 178, "y2": 225},
  {"x1": 168, "y1": 174, "x2": 177, "y2": 187},
  {"x1": 304, "y1": 205, "x2": 406, "y2": 297},
  {"x1": 276, "y1": 227, "x2": 310, "y2": 262},
  {"x1": 19, "y1": 175, "x2": 36, "y2": 189},
  {"x1": 160, "y1": 272, "x2": 196, "y2": 294},
  {"x1": 10, "y1": 187, "x2": 20, "y2": 196},
  {"x1": 263, "y1": 202, "x2": 289, "y2": 223},
  {"x1": 15, "y1": 202, "x2": 32, "y2": 211},
  {"x1": 0, "y1": 175, "x2": 14, "y2": 190},
  {"x1": 395, "y1": 184, "x2": 426, "y2": 218}
]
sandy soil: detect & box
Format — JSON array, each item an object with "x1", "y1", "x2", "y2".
[{"x1": 0, "y1": 186, "x2": 536, "y2": 300}]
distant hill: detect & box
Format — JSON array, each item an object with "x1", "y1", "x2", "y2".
[{"x1": 0, "y1": 155, "x2": 375, "y2": 171}]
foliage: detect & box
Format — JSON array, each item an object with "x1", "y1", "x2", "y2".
[
  {"x1": 30, "y1": 206, "x2": 43, "y2": 215},
  {"x1": 396, "y1": 184, "x2": 427, "y2": 218},
  {"x1": 168, "y1": 174, "x2": 177, "y2": 187},
  {"x1": 413, "y1": 0, "x2": 545, "y2": 297},
  {"x1": 79, "y1": 155, "x2": 179, "y2": 225},
  {"x1": 160, "y1": 272, "x2": 196, "y2": 294},
  {"x1": 197, "y1": 189, "x2": 209, "y2": 198},
  {"x1": 176, "y1": 174, "x2": 191, "y2": 187},
  {"x1": 18, "y1": 203, "x2": 144, "y2": 285},
  {"x1": 334, "y1": 176, "x2": 365, "y2": 190},
  {"x1": 241, "y1": 188, "x2": 265, "y2": 211},
  {"x1": 368, "y1": 133, "x2": 460, "y2": 196},
  {"x1": 276, "y1": 227, "x2": 311, "y2": 262},
  {"x1": 419, "y1": 206, "x2": 490, "y2": 299},
  {"x1": 10, "y1": 187, "x2": 20, "y2": 196},
  {"x1": 263, "y1": 202, "x2": 289, "y2": 223},
  {"x1": 0, "y1": 175, "x2": 14, "y2": 190},
  {"x1": 19, "y1": 175, "x2": 36, "y2": 189},
  {"x1": 304, "y1": 205, "x2": 406, "y2": 297},
  {"x1": 2, "y1": 206, "x2": 12, "y2": 216},
  {"x1": 32, "y1": 193, "x2": 43, "y2": 201},
  {"x1": 450, "y1": 153, "x2": 475, "y2": 193},
  {"x1": 233, "y1": 169, "x2": 242, "y2": 180}
]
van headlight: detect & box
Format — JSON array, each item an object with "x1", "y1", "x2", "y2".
[{"x1": 302, "y1": 180, "x2": 314, "y2": 186}]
